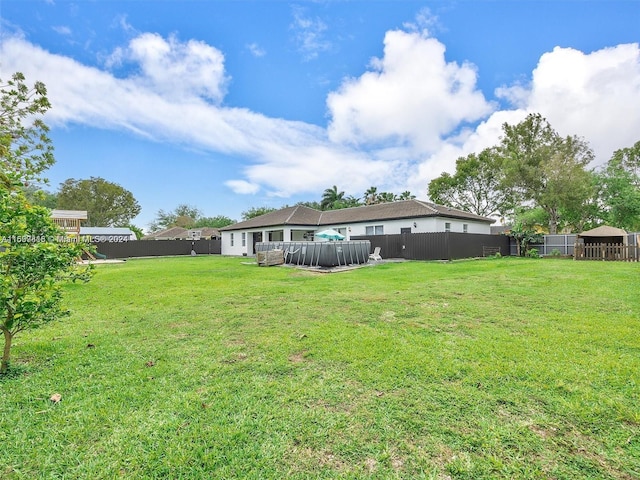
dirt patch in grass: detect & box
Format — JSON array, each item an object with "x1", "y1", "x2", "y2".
[
  {"x1": 288, "y1": 350, "x2": 308, "y2": 363},
  {"x1": 284, "y1": 446, "x2": 349, "y2": 474}
]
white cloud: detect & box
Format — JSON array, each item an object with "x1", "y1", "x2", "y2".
[
  {"x1": 52, "y1": 25, "x2": 71, "y2": 36},
  {"x1": 327, "y1": 29, "x2": 494, "y2": 152},
  {"x1": 290, "y1": 6, "x2": 331, "y2": 61},
  {"x1": 126, "y1": 33, "x2": 229, "y2": 103},
  {"x1": 225, "y1": 180, "x2": 260, "y2": 195},
  {"x1": 403, "y1": 7, "x2": 441, "y2": 36},
  {"x1": 246, "y1": 42, "x2": 266, "y2": 57},
  {"x1": 111, "y1": 14, "x2": 136, "y2": 34},
  {"x1": 407, "y1": 43, "x2": 640, "y2": 194},
  {"x1": 2, "y1": 26, "x2": 639, "y2": 205},
  {"x1": 525, "y1": 44, "x2": 640, "y2": 163},
  {"x1": 0, "y1": 35, "x2": 386, "y2": 198}
]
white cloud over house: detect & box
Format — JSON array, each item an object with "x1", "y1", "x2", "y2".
[
  {"x1": 327, "y1": 29, "x2": 494, "y2": 151},
  {"x1": 1, "y1": 24, "x2": 639, "y2": 201}
]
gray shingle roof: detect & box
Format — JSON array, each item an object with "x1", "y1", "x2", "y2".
[
  {"x1": 578, "y1": 225, "x2": 627, "y2": 237},
  {"x1": 143, "y1": 226, "x2": 188, "y2": 239},
  {"x1": 220, "y1": 200, "x2": 494, "y2": 231}
]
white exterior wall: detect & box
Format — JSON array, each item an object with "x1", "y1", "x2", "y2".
[
  {"x1": 341, "y1": 217, "x2": 490, "y2": 238},
  {"x1": 221, "y1": 217, "x2": 491, "y2": 256},
  {"x1": 221, "y1": 225, "x2": 316, "y2": 256}
]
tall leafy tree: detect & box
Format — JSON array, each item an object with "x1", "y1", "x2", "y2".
[
  {"x1": 193, "y1": 215, "x2": 235, "y2": 228},
  {"x1": 597, "y1": 141, "x2": 640, "y2": 231},
  {"x1": 499, "y1": 113, "x2": 594, "y2": 233},
  {"x1": 57, "y1": 177, "x2": 141, "y2": 227},
  {"x1": 428, "y1": 148, "x2": 508, "y2": 218},
  {"x1": 148, "y1": 204, "x2": 202, "y2": 232},
  {"x1": 0, "y1": 73, "x2": 54, "y2": 184},
  {"x1": 22, "y1": 184, "x2": 58, "y2": 208},
  {"x1": 535, "y1": 136, "x2": 595, "y2": 233},
  {"x1": 241, "y1": 206, "x2": 277, "y2": 221}
]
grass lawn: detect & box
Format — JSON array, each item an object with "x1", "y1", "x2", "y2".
[{"x1": 1, "y1": 256, "x2": 638, "y2": 479}]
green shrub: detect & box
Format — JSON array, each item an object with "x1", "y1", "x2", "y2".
[{"x1": 525, "y1": 248, "x2": 540, "y2": 258}]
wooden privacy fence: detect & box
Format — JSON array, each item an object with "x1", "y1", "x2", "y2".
[
  {"x1": 574, "y1": 243, "x2": 639, "y2": 262},
  {"x1": 95, "y1": 239, "x2": 221, "y2": 259},
  {"x1": 352, "y1": 232, "x2": 509, "y2": 261}
]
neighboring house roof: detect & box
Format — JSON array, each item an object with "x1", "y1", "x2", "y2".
[
  {"x1": 143, "y1": 226, "x2": 221, "y2": 240},
  {"x1": 143, "y1": 227, "x2": 188, "y2": 239},
  {"x1": 198, "y1": 227, "x2": 221, "y2": 238},
  {"x1": 578, "y1": 225, "x2": 627, "y2": 237},
  {"x1": 220, "y1": 200, "x2": 495, "y2": 232},
  {"x1": 80, "y1": 227, "x2": 134, "y2": 236}
]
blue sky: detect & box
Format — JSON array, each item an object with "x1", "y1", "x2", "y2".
[{"x1": 1, "y1": 1, "x2": 639, "y2": 230}]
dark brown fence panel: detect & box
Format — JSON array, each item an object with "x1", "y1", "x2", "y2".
[
  {"x1": 404, "y1": 233, "x2": 448, "y2": 260},
  {"x1": 95, "y1": 239, "x2": 221, "y2": 259},
  {"x1": 352, "y1": 233, "x2": 509, "y2": 261},
  {"x1": 352, "y1": 234, "x2": 404, "y2": 259},
  {"x1": 448, "y1": 233, "x2": 509, "y2": 260}
]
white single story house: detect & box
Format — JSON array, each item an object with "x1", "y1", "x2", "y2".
[{"x1": 219, "y1": 199, "x2": 495, "y2": 256}]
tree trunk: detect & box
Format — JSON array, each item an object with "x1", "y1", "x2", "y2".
[
  {"x1": 548, "y1": 208, "x2": 559, "y2": 235},
  {"x1": 1, "y1": 328, "x2": 12, "y2": 374}
]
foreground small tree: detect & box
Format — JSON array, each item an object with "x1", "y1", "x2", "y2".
[
  {"x1": 0, "y1": 174, "x2": 93, "y2": 373},
  {"x1": 0, "y1": 73, "x2": 54, "y2": 184},
  {"x1": 1, "y1": 73, "x2": 94, "y2": 374}
]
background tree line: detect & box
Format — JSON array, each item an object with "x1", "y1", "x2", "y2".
[
  {"x1": 24, "y1": 112, "x2": 638, "y2": 235},
  {"x1": 239, "y1": 187, "x2": 417, "y2": 221},
  {"x1": 427, "y1": 113, "x2": 640, "y2": 234}
]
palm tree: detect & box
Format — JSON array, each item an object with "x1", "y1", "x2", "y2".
[
  {"x1": 321, "y1": 185, "x2": 345, "y2": 210},
  {"x1": 364, "y1": 186, "x2": 378, "y2": 205},
  {"x1": 397, "y1": 191, "x2": 416, "y2": 200},
  {"x1": 378, "y1": 192, "x2": 396, "y2": 203}
]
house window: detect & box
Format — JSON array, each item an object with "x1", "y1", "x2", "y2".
[
  {"x1": 463, "y1": 224, "x2": 468, "y2": 233},
  {"x1": 445, "y1": 222, "x2": 451, "y2": 232},
  {"x1": 230, "y1": 233, "x2": 234, "y2": 247},
  {"x1": 242, "y1": 232, "x2": 246, "y2": 246},
  {"x1": 365, "y1": 225, "x2": 384, "y2": 235}
]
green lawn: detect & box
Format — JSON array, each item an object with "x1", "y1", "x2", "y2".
[{"x1": 1, "y1": 256, "x2": 638, "y2": 479}]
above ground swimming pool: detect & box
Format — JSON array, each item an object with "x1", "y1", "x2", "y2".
[{"x1": 255, "y1": 241, "x2": 371, "y2": 267}]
